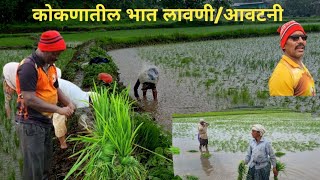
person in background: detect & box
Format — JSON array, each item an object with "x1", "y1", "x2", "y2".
[
  {"x1": 198, "y1": 118, "x2": 209, "y2": 153},
  {"x1": 2, "y1": 62, "x2": 19, "y2": 119},
  {"x1": 2, "y1": 62, "x2": 63, "y2": 120},
  {"x1": 134, "y1": 66, "x2": 159, "y2": 101},
  {"x1": 53, "y1": 78, "x2": 99, "y2": 149},
  {"x1": 245, "y1": 124, "x2": 278, "y2": 180},
  {"x1": 269, "y1": 20, "x2": 315, "y2": 96},
  {"x1": 15, "y1": 30, "x2": 74, "y2": 180}
]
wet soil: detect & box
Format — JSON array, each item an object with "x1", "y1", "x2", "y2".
[
  {"x1": 109, "y1": 46, "x2": 320, "y2": 180},
  {"x1": 109, "y1": 48, "x2": 228, "y2": 132}
]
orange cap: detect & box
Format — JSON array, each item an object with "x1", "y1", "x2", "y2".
[
  {"x1": 98, "y1": 73, "x2": 113, "y2": 83},
  {"x1": 38, "y1": 30, "x2": 66, "y2": 52}
]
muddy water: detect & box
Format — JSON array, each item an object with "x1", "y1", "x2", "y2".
[
  {"x1": 109, "y1": 47, "x2": 320, "y2": 179},
  {"x1": 109, "y1": 48, "x2": 229, "y2": 131},
  {"x1": 173, "y1": 137, "x2": 320, "y2": 180}
]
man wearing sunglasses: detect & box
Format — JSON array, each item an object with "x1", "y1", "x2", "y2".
[{"x1": 269, "y1": 20, "x2": 316, "y2": 96}]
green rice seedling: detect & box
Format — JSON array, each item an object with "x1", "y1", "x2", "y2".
[
  {"x1": 275, "y1": 161, "x2": 286, "y2": 180},
  {"x1": 275, "y1": 152, "x2": 286, "y2": 158},
  {"x1": 13, "y1": 132, "x2": 19, "y2": 148},
  {"x1": 3, "y1": 140, "x2": 9, "y2": 154},
  {"x1": 186, "y1": 175, "x2": 199, "y2": 180},
  {"x1": 4, "y1": 118, "x2": 12, "y2": 134},
  {"x1": 237, "y1": 160, "x2": 247, "y2": 180},
  {"x1": 133, "y1": 113, "x2": 171, "y2": 152},
  {"x1": 0, "y1": 131, "x2": 3, "y2": 146},
  {"x1": 12, "y1": 150, "x2": 17, "y2": 160},
  {"x1": 8, "y1": 168, "x2": 15, "y2": 180},
  {"x1": 201, "y1": 152, "x2": 211, "y2": 158},
  {"x1": 0, "y1": 158, "x2": 3, "y2": 171},
  {"x1": 168, "y1": 146, "x2": 180, "y2": 155},
  {"x1": 65, "y1": 83, "x2": 146, "y2": 180},
  {"x1": 18, "y1": 158, "x2": 23, "y2": 174},
  {"x1": 187, "y1": 150, "x2": 198, "y2": 153}
]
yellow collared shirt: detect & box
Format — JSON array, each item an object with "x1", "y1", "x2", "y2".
[{"x1": 269, "y1": 55, "x2": 316, "y2": 96}]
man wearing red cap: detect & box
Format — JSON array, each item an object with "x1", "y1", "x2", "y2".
[
  {"x1": 15, "y1": 30, "x2": 75, "y2": 179},
  {"x1": 269, "y1": 20, "x2": 316, "y2": 96}
]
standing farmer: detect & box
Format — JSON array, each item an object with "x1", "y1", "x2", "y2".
[
  {"x1": 15, "y1": 30, "x2": 74, "y2": 180},
  {"x1": 245, "y1": 124, "x2": 278, "y2": 180},
  {"x1": 198, "y1": 119, "x2": 209, "y2": 153}
]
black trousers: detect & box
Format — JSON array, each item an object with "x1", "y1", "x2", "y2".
[{"x1": 16, "y1": 122, "x2": 52, "y2": 180}]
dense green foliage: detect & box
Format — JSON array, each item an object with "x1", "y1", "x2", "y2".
[{"x1": 66, "y1": 84, "x2": 147, "y2": 179}]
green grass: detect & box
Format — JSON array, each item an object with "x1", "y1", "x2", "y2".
[
  {"x1": 172, "y1": 108, "x2": 294, "y2": 118},
  {"x1": 2, "y1": 22, "x2": 320, "y2": 48}
]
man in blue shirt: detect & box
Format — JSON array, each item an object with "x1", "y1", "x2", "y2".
[{"x1": 245, "y1": 124, "x2": 278, "y2": 180}]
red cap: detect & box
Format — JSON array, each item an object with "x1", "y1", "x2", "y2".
[
  {"x1": 98, "y1": 73, "x2": 113, "y2": 83},
  {"x1": 277, "y1": 20, "x2": 306, "y2": 49},
  {"x1": 38, "y1": 30, "x2": 66, "y2": 52}
]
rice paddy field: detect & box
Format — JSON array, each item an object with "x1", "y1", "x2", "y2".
[
  {"x1": 172, "y1": 110, "x2": 320, "y2": 180},
  {"x1": 136, "y1": 33, "x2": 320, "y2": 111},
  {"x1": 108, "y1": 32, "x2": 320, "y2": 133},
  {"x1": 1, "y1": 21, "x2": 320, "y2": 179}
]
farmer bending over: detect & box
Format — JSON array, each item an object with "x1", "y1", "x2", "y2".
[{"x1": 134, "y1": 66, "x2": 159, "y2": 101}]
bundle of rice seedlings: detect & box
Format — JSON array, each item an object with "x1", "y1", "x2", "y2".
[
  {"x1": 65, "y1": 83, "x2": 146, "y2": 180},
  {"x1": 274, "y1": 161, "x2": 286, "y2": 180},
  {"x1": 237, "y1": 160, "x2": 247, "y2": 180},
  {"x1": 275, "y1": 151, "x2": 286, "y2": 158}
]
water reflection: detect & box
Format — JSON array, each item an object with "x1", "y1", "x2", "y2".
[
  {"x1": 200, "y1": 154, "x2": 214, "y2": 176},
  {"x1": 139, "y1": 99, "x2": 159, "y2": 113}
]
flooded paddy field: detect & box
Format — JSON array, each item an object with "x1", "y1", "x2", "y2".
[
  {"x1": 172, "y1": 111, "x2": 320, "y2": 180},
  {"x1": 109, "y1": 33, "x2": 320, "y2": 131}
]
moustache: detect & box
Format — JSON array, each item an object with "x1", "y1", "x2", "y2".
[{"x1": 295, "y1": 43, "x2": 305, "y2": 49}]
